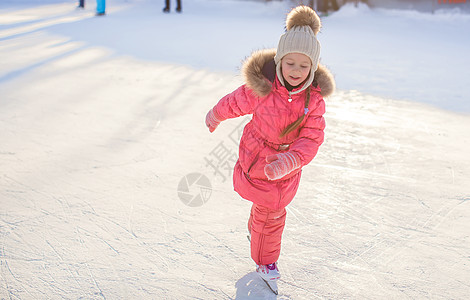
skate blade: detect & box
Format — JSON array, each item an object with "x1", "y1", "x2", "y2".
[{"x1": 261, "y1": 278, "x2": 278, "y2": 295}]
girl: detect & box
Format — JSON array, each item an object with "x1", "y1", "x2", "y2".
[{"x1": 205, "y1": 6, "x2": 335, "y2": 293}]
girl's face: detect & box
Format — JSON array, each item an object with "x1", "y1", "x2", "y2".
[{"x1": 281, "y1": 53, "x2": 312, "y2": 87}]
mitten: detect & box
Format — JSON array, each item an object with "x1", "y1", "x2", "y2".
[
  {"x1": 264, "y1": 152, "x2": 301, "y2": 181},
  {"x1": 205, "y1": 108, "x2": 223, "y2": 133}
]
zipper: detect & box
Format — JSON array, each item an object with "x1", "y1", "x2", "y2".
[
  {"x1": 288, "y1": 91, "x2": 292, "y2": 103},
  {"x1": 257, "y1": 210, "x2": 269, "y2": 264}
]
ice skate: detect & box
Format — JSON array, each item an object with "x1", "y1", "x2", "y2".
[{"x1": 256, "y1": 262, "x2": 280, "y2": 294}]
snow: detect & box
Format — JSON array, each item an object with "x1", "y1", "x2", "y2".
[{"x1": 1, "y1": 0, "x2": 469, "y2": 299}]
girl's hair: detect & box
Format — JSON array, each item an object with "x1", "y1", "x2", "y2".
[{"x1": 279, "y1": 86, "x2": 311, "y2": 138}]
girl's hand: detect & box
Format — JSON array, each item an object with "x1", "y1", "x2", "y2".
[
  {"x1": 264, "y1": 152, "x2": 301, "y2": 180},
  {"x1": 205, "y1": 109, "x2": 222, "y2": 133}
]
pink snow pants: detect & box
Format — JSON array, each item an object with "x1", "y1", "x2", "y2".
[{"x1": 248, "y1": 204, "x2": 287, "y2": 265}]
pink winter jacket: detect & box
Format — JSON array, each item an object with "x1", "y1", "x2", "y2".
[{"x1": 211, "y1": 49, "x2": 335, "y2": 210}]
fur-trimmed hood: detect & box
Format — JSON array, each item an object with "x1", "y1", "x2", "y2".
[{"x1": 242, "y1": 48, "x2": 335, "y2": 98}]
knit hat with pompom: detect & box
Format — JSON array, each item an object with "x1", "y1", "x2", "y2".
[{"x1": 274, "y1": 6, "x2": 322, "y2": 94}]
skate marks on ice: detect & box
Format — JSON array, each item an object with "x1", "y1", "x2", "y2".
[{"x1": 1, "y1": 1, "x2": 470, "y2": 296}]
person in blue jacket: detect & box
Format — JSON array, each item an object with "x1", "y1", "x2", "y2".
[
  {"x1": 77, "y1": 0, "x2": 105, "y2": 15},
  {"x1": 96, "y1": 0, "x2": 106, "y2": 16}
]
